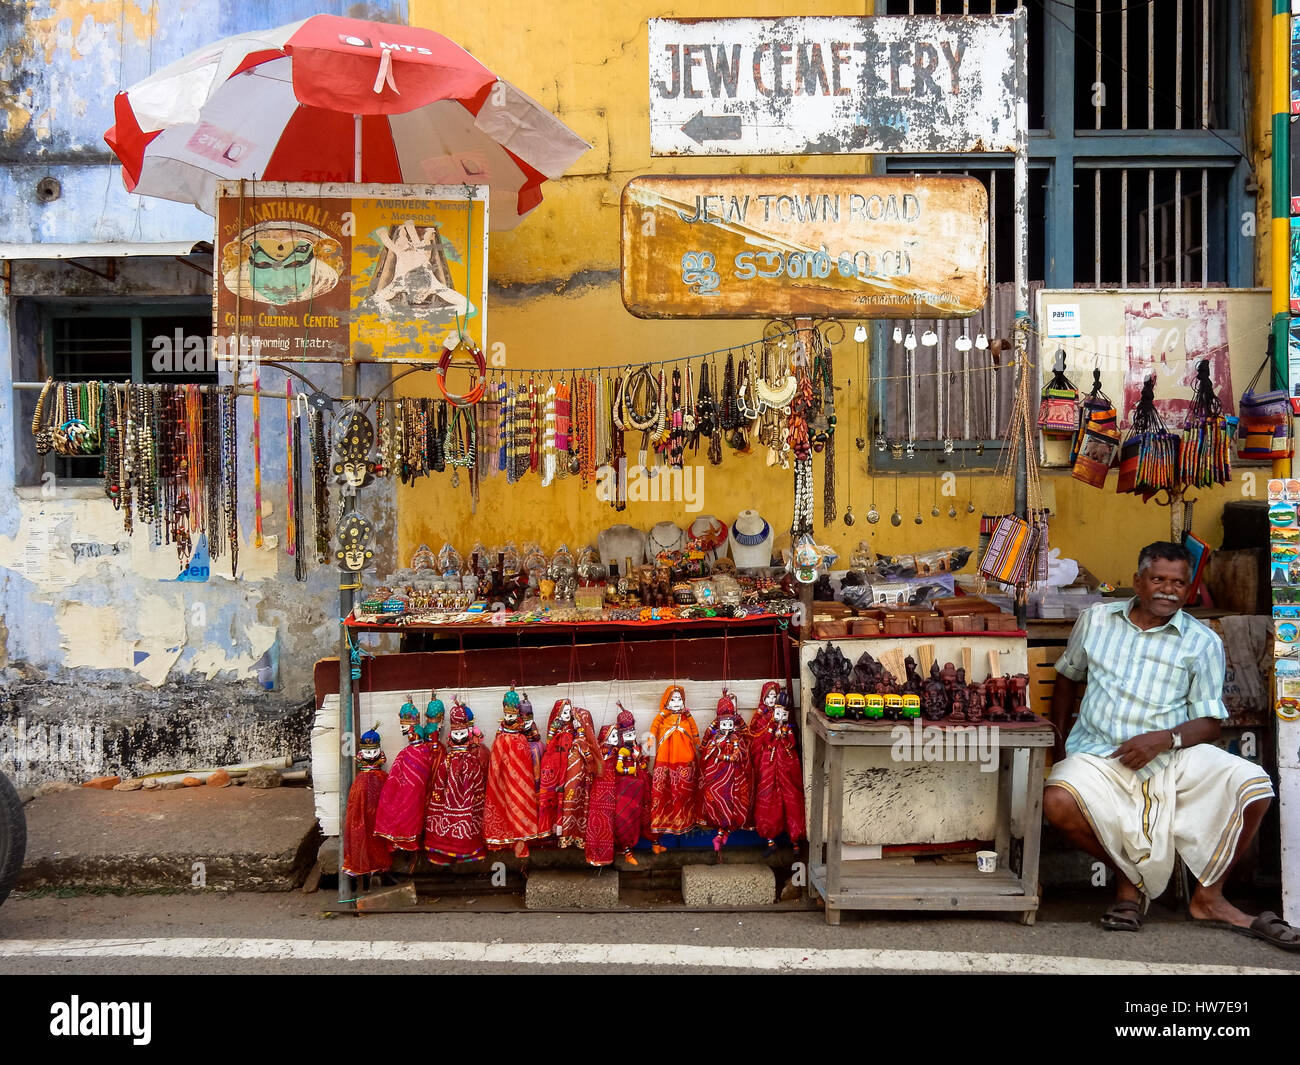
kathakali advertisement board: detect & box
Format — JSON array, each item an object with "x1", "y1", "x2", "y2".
[
  {"x1": 214, "y1": 181, "x2": 488, "y2": 363},
  {"x1": 621, "y1": 174, "x2": 989, "y2": 319}
]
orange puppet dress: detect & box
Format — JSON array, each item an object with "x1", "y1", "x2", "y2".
[
  {"x1": 648, "y1": 684, "x2": 701, "y2": 837},
  {"x1": 484, "y1": 690, "x2": 542, "y2": 858}
]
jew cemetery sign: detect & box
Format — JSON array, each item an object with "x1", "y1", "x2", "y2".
[
  {"x1": 214, "y1": 181, "x2": 488, "y2": 363},
  {"x1": 648, "y1": 15, "x2": 1019, "y2": 157},
  {"x1": 621, "y1": 175, "x2": 989, "y2": 319}
]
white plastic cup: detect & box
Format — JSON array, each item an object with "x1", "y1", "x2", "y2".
[{"x1": 976, "y1": 850, "x2": 998, "y2": 873}]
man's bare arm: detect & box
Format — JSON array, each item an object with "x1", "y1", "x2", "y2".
[
  {"x1": 1050, "y1": 674, "x2": 1080, "y2": 761},
  {"x1": 1111, "y1": 717, "x2": 1222, "y2": 771}
]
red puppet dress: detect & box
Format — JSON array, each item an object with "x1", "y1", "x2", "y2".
[
  {"x1": 749, "y1": 702, "x2": 806, "y2": 847},
  {"x1": 648, "y1": 684, "x2": 701, "y2": 840},
  {"x1": 424, "y1": 703, "x2": 490, "y2": 864},
  {"x1": 484, "y1": 687, "x2": 542, "y2": 858},
  {"x1": 374, "y1": 701, "x2": 442, "y2": 851},
  {"x1": 538, "y1": 699, "x2": 601, "y2": 847},
  {"x1": 698, "y1": 691, "x2": 753, "y2": 849},
  {"x1": 584, "y1": 724, "x2": 620, "y2": 866},
  {"x1": 342, "y1": 727, "x2": 393, "y2": 878},
  {"x1": 612, "y1": 705, "x2": 650, "y2": 861}
]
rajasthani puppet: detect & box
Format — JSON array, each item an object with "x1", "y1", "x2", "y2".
[
  {"x1": 538, "y1": 698, "x2": 601, "y2": 847},
  {"x1": 613, "y1": 705, "x2": 651, "y2": 864},
  {"x1": 648, "y1": 684, "x2": 701, "y2": 845},
  {"x1": 748, "y1": 681, "x2": 783, "y2": 740},
  {"x1": 484, "y1": 686, "x2": 542, "y2": 857},
  {"x1": 699, "y1": 690, "x2": 753, "y2": 851},
  {"x1": 424, "y1": 701, "x2": 490, "y2": 864},
  {"x1": 584, "y1": 723, "x2": 621, "y2": 867},
  {"x1": 519, "y1": 692, "x2": 545, "y2": 778},
  {"x1": 750, "y1": 698, "x2": 806, "y2": 852},
  {"x1": 342, "y1": 726, "x2": 393, "y2": 878},
  {"x1": 373, "y1": 697, "x2": 442, "y2": 853}
]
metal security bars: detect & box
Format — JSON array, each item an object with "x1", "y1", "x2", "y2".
[{"x1": 873, "y1": 0, "x2": 1249, "y2": 461}]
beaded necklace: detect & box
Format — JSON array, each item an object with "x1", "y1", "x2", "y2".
[
  {"x1": 540, "y1": 384, "x2": 558, "y2": 487},
  {"x1": 309, "y1": 407, "x2": 329, "y2": 565},
  {"x1": 223, "y1": 385, "x2": 240, "y2": 576}
]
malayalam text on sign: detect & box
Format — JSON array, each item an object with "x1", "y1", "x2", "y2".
[{"x1": 621, "y1": 175, "x2": 989, "y2": 319}]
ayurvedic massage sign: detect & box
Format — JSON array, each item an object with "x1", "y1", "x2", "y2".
[
  {"x1": 214, "y1": 181, "x2": 487, "y2": 362},
  {"x1": 621, "y1": 175, "x2": 989, "y2": 319},
  {"x1": 648, "y1": 15, "x2": 1019, "y2": 157}
]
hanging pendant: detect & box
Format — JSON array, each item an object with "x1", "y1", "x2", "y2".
[
  {"x1": 967, "y1": 500, "x2": 976, "y2": 514},
  {"x1": 892, "y1": 327, "x2": 903, "y2": 344},
  {"x1": 955, "y1": 332, "x2": 973, "y2": 352},
  {"x1": 903, "y1": 331, "x2": 918, "y2": 351},
  {"x1": 891, "y1": 441, "x2": 903, "y2": 460},
  {"x1": 866, "y1": 503, "x2": 880, "y2": 524},
  {"x1": 974, "y1": 333, "x2": 989, "y2": 350},
  {"x1": 875, "y1": 433, "x2": 886, "y2": 453},
  {"x1": 905, "y1": 441, "x2": 915, "y2": 459},
  {"x1": 890, "y1": 508, "x2": 902, "y2": 527},
  {"x1": 843, "y1": 506, "x2": 856, "y2": 527},
  {"x1": 943, "y1": 438, "x2": 955, "y2": 454},
  {"x1": 948, "y1": 504, "x2": 958, "y2": 518},
  {"x1": 931, "y1": 503, "x2": 940, "y2": 517}
]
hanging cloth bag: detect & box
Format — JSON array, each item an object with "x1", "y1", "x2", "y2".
[
  {"x1": 1237, "y1": 344, "x2": 1292, "y2": 461},
  {"x1": 1037, "y1": 352, "x2": 1079, "y2": 435}
]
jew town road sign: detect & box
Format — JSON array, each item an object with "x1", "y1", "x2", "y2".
[
  {"x1": 649, "y1": 15, "x2": 1019, "y2": 157},
  {"x1": 621, "y1": 175, "x2": 989, "y2": 319}
]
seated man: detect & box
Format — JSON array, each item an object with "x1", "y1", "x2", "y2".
[{"x1": 1045, "y1": 541, "x2": 1298, "y2": 950}]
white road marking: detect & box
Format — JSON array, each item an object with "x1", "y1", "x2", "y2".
[{"x1": 0, "y1": 938, "x2": 1294, "y2": 975}]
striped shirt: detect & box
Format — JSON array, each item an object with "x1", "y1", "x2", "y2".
[{"x1": 1054, "y1": 598, "x2": 1228, "y2": 780}]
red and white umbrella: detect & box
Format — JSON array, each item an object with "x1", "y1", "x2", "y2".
[{"x1": 104, "y1": 14, "x2": 589, "y2": 230}]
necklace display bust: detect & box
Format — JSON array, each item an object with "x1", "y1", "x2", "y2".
[
  {"x1": 597, "y1": 524, "x2": 648, "y2": 571},
  {"x1": 729, "y1": 509, "x2": 773, "y2": 569},
  {"x1": 646, "y1": 521, "x2": 686, "y2": 559}
]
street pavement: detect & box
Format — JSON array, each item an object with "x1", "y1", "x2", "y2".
[{"x1": 1, "y1": 890, "x2": 1297, "y2": 975}]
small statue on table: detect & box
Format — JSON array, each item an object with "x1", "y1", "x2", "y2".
[{"x1": 921, "y1": 668, "x2": 949, "y2": 722}]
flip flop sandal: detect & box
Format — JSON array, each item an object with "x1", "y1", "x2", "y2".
[
  {"x1": 1100, "y1": 899, "x2": 1144, "y2": 932},
  {"x1": 1193, "y1": 911, "x2": 1300, "y2": 952}
]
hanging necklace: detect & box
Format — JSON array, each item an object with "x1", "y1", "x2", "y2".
[
  {"x1": 310, "y1": 406, "x2": 330, "y2": 564},
  {"x1": 890, "y1": 475, "x2": 902, "y2": 527},
  {"x1": 223, "y1": 384, "x2": 240, "y2": 576},
  {"x1": 732, "y1": 519, "x2": 771, "y2": 547}
]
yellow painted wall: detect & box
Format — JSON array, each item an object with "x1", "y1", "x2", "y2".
[{"x1": 397, "y1": 1, "x2": 1269, "y2": 591}]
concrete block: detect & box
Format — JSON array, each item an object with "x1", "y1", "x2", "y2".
[
  {"x1": 525, "y1": 868, "x2": 619, "y2": 909},
  {"x1": 318, "y1": 837, "x2": 340, "y2": 874},
  {"x1": 681, "y1": 863, "x2": 775, "y2": 906},
  {"x1": 355, "y1": 881, "x2": 418, "y2": 911}
]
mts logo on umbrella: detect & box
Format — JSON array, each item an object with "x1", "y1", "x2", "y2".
[{"x1": 337, "y1": 33, "x2": 433, "y2": 56}]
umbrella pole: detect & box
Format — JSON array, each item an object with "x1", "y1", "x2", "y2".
[{"x1": 338, "y1": 114, "x2": 364, "y2": 909}]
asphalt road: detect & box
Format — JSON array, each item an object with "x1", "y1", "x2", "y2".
[{"x1": 1, "y1": 890, "x2": 1297, "y2": 976}]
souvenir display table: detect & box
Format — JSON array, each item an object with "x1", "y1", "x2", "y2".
[{"x1": 799, "y1": 631, "x2": 1048, "y2": 925}]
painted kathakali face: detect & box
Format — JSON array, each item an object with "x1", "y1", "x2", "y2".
[{"x1": 220, "y1": 222, "x2": 343, "y2": 307}]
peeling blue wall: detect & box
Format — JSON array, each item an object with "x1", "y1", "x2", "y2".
[{"x1": 1, "y1": 1, "x2": 405, "y2": 786}]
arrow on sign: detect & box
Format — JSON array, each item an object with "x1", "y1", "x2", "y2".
[{"x1": 680, "y1": 111, "x2": 741, "y2": 144}]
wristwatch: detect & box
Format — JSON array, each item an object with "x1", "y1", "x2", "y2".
[{"x1": 1169, "y1": 729, "x2": 1183, "y2": 750}]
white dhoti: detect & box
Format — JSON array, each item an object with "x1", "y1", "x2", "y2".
[{"x1": 1046, "y1": 745, "x2": 1274, "y2": 899}]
